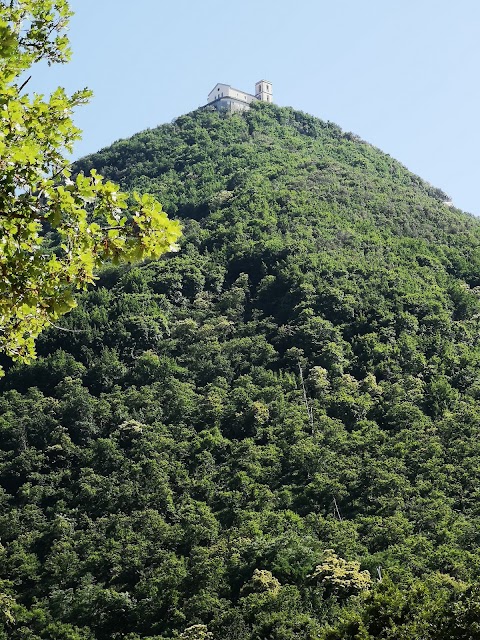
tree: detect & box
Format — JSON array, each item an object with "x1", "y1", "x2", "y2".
[
  {"x1": 0, "y1": 0, "x2": 181, "y2": 374},
  {"x1": 308, "y1": 550, "x2": 372, "y2": 599},
  {"x1": 180, "y1": 625, "x2": 214, "y2": 640}
]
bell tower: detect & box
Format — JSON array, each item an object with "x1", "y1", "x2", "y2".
[{"x1": 255, "y1": 79, "x2": 273, "y2": 103}]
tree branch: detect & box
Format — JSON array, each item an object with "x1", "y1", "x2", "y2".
[
  {"x1": 48, "y1": 322, "x2": 88, "y2": 333},
  {"x1": 17, "y1": 75, "x2": 31, "y2": 94}
]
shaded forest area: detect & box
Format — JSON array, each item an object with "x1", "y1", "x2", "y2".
[{"x1": 2, "y1": 104, "x2": 480, "y2": 638}]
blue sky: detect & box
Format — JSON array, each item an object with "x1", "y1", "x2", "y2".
[{"x1": 31, "y1": 0, "x2": 480, "y2": 215}]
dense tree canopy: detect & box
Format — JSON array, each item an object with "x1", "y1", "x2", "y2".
[
  {"x1": 0, "y1": 0, "x2": 181, "y2": 374},
  {"x1": 1, "y1": 102, "x2": 480, "y2": 637}
]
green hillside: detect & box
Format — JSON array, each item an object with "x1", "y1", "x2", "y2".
[{"x1": 2, "y1": 102, "x2": 480, "y2": 638}]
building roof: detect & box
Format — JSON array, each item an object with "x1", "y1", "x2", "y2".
[
  {"x1": 208, "y1": 82, "x2": 229, "y2": 95},
  {"x1": 208, "y1": 83, "x2": 256, "y2": 101}
]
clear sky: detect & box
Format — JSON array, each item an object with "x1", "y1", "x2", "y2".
[{"x1": 30, "y1": 0, "x2": 480, "y2": 215}]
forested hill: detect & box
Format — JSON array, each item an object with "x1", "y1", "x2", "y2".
[{"x1": 2, "y1": 103, "x2": 480, "y2": 639}]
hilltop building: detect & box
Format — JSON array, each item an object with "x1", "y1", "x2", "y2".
[{"x1": 205, "y1": 80, "x2": 273, "y2": 112}]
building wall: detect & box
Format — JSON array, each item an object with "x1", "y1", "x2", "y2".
[
  {"x1": 229, "y1": 88, "x2": 255, "y2": 103},
  {"x1": 208, "y1": 83, "x2": 257, "y2": 106},
  {"x1": 207, "y1": 83, "x2": 230, "y2": 104},
  {"x1": 207, "y1": 81, "x2": 273, "y2": 110},
  {"x1": 209, "y1": 97, "x2": 252, "y2": 113},
  {"x1": 255, "y1": 80, "x2": 273, "y2": 103}
]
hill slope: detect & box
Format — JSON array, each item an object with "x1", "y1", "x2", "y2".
[{"x1": 2, "y1": 103, "x2": 480, "y2": 638}]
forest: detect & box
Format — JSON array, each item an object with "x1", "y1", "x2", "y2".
[{"x1": 2, "y1": 102, "x2": 480, "y2": 638}]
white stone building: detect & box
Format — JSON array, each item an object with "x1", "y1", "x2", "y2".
[
  {"x1": 206, "y1": 80, "x2": 273, "y2": 112},
  {"x1": 254, "y1": 80, "x2": 273, "y2": 103}
]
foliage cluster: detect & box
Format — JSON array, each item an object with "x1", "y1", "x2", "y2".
[
  {"x1": 0, "y1": 0, "x2": 181, "y2": 372},
  {"x1": 2, "y1": 103, "x2": 480, "y2": 637}
]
